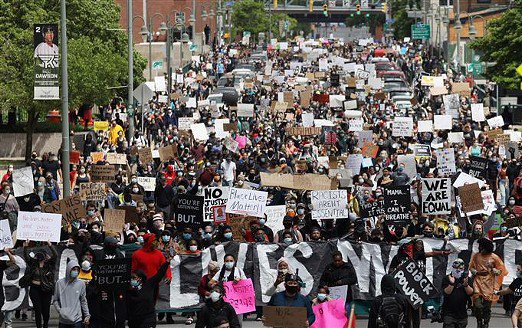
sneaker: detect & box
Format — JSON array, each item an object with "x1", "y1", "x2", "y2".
[
  {"x1": 21, "y1": 313, "x2": 27, "y2": 321},
  {"x1": 185, "y1": 317, "x2": 194, "y2": 325},
  {"x1": 158, "y1": 313, "x2": 165, "y2": 321}
]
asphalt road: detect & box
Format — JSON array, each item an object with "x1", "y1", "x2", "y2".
[{"x1": 10, "y1": 304, "x2": 515, "y2": 327}]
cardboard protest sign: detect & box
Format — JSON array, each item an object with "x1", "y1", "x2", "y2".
[
  {"x1": 285, "y1": 127, "x2": 322, "y2": 136},
  {"x1": 310, "y1": 300, "x2": 348, "y2": 328},
  {"x1": 451, "y1": 82, "x2": 471, "y2": 97},
  {"x1": 91, "y1": 165, "x2": 118, "y2": 183},
  {"x1": 41, "y1": 195, "x2": 87, "y2": 223},
  {"x1": 94, "y1": 258, "x2": 131, "y2": 288},
  {"x1": 421, "y1": 179, "x2": 451, "y2": 215},
  {"x1": 138, "y1": 148, "x2": 153, "y2": 164},
  {"x1": 159, "y1": 145, "x2": 177, "y2": 161},
  {"x1": 0, "y1": 220, "x2": 13, "y2": 249},
  {"x1": 91, "y1": 152, "x2": 104, "y2": 163},
  {"x1": 12, "y1": 166, "x2": 34, "y2": 197},
  {"x1": 106, "y1": 153, "x2": 127, "y2": 165},
  {"x1": 260, "y1": 173, "x2": 335, "y2": 190},
  {"x1": 17, "y1": 211, "x2": 62, "y2": 242},
  {"x1": 383, "y1": 186, "x2": 411, "y2": 224},
  {"x1": 346, "y1": 154, "x2": 363, "y2": 175},
  {"x1": 430, "y1": 86, "x2": 448, "y2": 96},
  {"x1": 468, "y1": 156, "x2": 488, "y2": 178},
  {"x1": 79, "y1": 183, "x2": 107, "y2": 201},
  {"x1": 225, "y1": 188, "x2": 268, "y2": 218},
  {"x1": 93, "y1": 121, "x2": 109, "y2": 131},
  {"x1": 263, "y1": 306, "x2": 307, "y2": 328},
  {"x1": 104, "y1": 208, "x2": 126, "y2": 232},
  {"x1": 467, "y1": 189, "x2": 497, "y2": 216},
  {"x1": 393, "y1": 259, "x2": 437, "y2": 309},
  {"x1": 392, "y1": 117, "x2": 413, "y2": 137},
  {"x1": 311, "y1": 190, "x2": 348, "y2": 220},
  {"x1": 137, "y1": 177, "x2": 156, "y2": 192},
  {"x1": 458, "y1": 183, "x2": 484, "y2": 213},
  {"x1": 223, "y1": 123, "x2": 238, "y2": 132},
  {"x1": 174, "y1": 195, "x2": 204, "y2": 231},
  {"x1": 435, "y1": 149, "x2": 456, "y2": 176},
  {"x1": 227, "y1": 214, "x2": 250, "y2": 241},
  {"x1": 300, "y1": 91, "x2": 312, "y2": 108},
  {"x1": 69, "y1": 150, "x2": 81, "y2": 165},
  {"x1": 117, "y1": 206, "x2": 139, "y2": 224},
  {"x1": 204, "y1": 187, "x2": 229, "y2": 222},
  {"x1": 223, "y1": 278, "x2": 256, "y2": 314}
]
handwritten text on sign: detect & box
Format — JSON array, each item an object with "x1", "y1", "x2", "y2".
[
  {"x1": 311, "y1": 190, "x2": 348, "y2": 220},
  {"x1": 223, "y1": 278, "x2": 256, "y2": 314},
  {"x1": 225, "y1": 188, "x2": 268, "y2": 218},
  {"x1": 383, "y1": 186, "x2": 411, "y2": 223},
  {"x1": 17, "y1": 211, "x2": 62, "y2": 242},
  {"x1": 204, "y1": 187, "x2": 229, "y2": 222},
  {"x1": 310, "y1": 299, "x2": 347, "y2": 328},
  {"x1": 421, "y1": 178, "x2": 451, "y2": 215}
]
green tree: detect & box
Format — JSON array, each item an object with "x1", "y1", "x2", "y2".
[
  {"x1": 391, "y1": 0, "x2": 417, "y2": 39},
  {"x1": 345, "y1": 12, "x2": 385, "y2": 36},
  {"x1": 231, "y1": 0, "x2": 269, "y2": 38},
  {"x1": 470, "y1": 2, "x2": 522, "y2": 90},
  {"x1": 0, "y1": 0, "x2": 146, "y2": 161}
]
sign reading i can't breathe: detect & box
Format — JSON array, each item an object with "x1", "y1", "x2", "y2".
[
  {"x1": 383, "y1": 186, "x2": 411, "y2": 223},
  {"x1": 311, "y1": 190, "x2": 348, "y2": 220}
]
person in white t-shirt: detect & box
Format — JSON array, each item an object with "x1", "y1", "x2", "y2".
[
  {"x1": 34, "y1": 26, "x2": 59, "y2": 58},
  {"x1": 220, "y1": 155, "x2": 236, "y2": 186}
]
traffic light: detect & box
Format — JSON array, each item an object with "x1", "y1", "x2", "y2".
[
  {"x1": 273, "y1": 0, "x2": 277, "y2": 9},
  {"x1": 356, "y1": 4, "x2": 361, "y2": 14},
  {"x1": 382, "y1": 3, "x2": 387, "y2": 12},
  {"x1": 323, "y1": 3, "x2": 328, "y2": 16},
  {"x1": 365, "y1": 13, "x2": 370, "y2": 17}
]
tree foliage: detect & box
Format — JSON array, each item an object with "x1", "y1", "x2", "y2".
[
  {"x1": 470, "y1": 4, "x2": 522, "y2": 90},
  {"x1": 390, "y1": 0, "x2": 417, "y2": 40},
  {"x1": 345, "y1": 12, "x2": 385, "y2": 35}
]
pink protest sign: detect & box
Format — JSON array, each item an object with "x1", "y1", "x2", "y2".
[
  {"x1": 223, "y1": 278, "x2": 256, "y2": 315},
  {"x1": 310, "y1": 299, "x2": 348, "y2": 328},
  {"x1": 235, "y1": 135, "x2": 247, "y2": 149}
]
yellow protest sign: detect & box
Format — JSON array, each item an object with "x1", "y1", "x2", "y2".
[{"x1": 93, "y1": 121, "x2": 109, "y2": 131}]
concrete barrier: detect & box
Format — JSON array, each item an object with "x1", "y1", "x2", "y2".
[{"x1": 0, "y1": 133, "x2": 62, "y2": 158}]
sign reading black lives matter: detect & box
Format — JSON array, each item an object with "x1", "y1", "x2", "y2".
[
  {"x1": 94, "y1": 258, "x2": 132, "y2": 288},
  {"x1": 34, "y1": 24, "x2": 59, "y2": 100},
  {"x1": 383, "y1": 186, "x2": 411, "y2": 223},
  {"x1": 393, "y1": 259, "x2": 438, "y2": 309},
  {"x1": 174, "y1": 194, "x2": 204, "y2": 231}
]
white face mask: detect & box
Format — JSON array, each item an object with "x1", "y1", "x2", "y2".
[
  {"x1": 210, "y1": 291, "x2": 221, "y2": 303},
  {"x1": 189, "y1": 245, "x2": 198, "y2": 252}
]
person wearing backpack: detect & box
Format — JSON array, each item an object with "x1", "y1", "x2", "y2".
[{"x1": 368, "y1": 274, "x2": 408, "y2": 328}]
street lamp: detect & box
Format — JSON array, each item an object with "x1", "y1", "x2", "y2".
[
  {"x1": 468, "y1": 14, "x2": 487, "y2": 40},
  {"x1": 147, "y1": 13, "x2": 166, "y2": 81}
]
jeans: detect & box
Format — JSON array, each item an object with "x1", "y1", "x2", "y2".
[
  {"x1": 499, "y1": 179, "x2": 508, "y2": 206},
  {"x1": 3, "y1": 311, "x2": 13, "y2": 327},
  {"x1": 443, "y1": 315, "x2": 468, "y2": 328},
  {"x1": 29, "y1": 284, "x2": 53, "y2": 328}
]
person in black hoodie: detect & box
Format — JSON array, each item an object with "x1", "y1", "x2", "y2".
[
  {"x1": 127, "y1": 256, "x2": 169, "y2": 328},
  {"x1": 319, "y1": 251, "x2": 357, "y2": 303},
  {"x1": 368, "y1": 274, "x2": 409, "y2": 328},
  {"x1": 196, "y1": 284, "x2": 241, "y2": 328}
]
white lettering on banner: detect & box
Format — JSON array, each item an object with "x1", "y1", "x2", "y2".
[
  {"x1": 257, "y1": 244, "x2": 280, "y2": 303},
  {"x1": 1, "y1": 256, "x2": 27, "y2": 311},
  {"x1": 284, "y1": 243, "x2": 314, "y2": 296},
  {"x1": 58, "y1": 248, "x2": 80, "y2": 280},
  {"x1": 170, "y1": 256, "x2": 200, "y2": 308},
  {"x1": 394, "y1": 270, "x2": 423, "y2": 307}
]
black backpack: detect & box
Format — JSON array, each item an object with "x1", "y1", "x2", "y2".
[{"x1": 377, "y1": 296, "x2": 404, "y2": 328}]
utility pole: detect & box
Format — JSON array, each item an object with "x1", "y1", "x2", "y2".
[
  {"x1": 166, "y1": 16, "x2": 172, "y2": 99},
  {"x1": 127, "y1": 0, "x2": 135, "y2": 138},
  {"x1": 455, "y1": 0, "x2": 461, "y2": 72},
  {"x1": 60, "y1": 0, "x2": 71, "y2": 197}
]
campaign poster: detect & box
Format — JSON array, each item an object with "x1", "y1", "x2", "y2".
[{"x1": 34, "y1": 24, "x2": 59, "y2": 100}]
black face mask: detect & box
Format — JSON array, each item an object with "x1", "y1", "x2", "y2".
[
  {"x1": 286, "y1": 285, "x2": 298, "y2": 294},
  {"x1": 283, "y1": 223, "x2": 292, "y2": 229},
  {"x1": 424, "y1": 232, "x2": 433, "y2": 238}
]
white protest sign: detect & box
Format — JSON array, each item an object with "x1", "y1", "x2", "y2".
[
  {"x1": 186, "y1": 98, "x2": 197, "y2": 108},
  {"x1": 397, "y1": 154, "x2": 417, "y2": 180},
  {"x1": 191, "y1": 123, "x2": 209, "y2": 141},
  {"x1": 311, "y1": 190, "x2": 348, "y2": 220},
  {"x1": 17, "y1": 211, "x2": 62, "y2": 242},
  {"x1": 436, "y1": 148, "x2": 456, "y2": 176},
  {"x1": 302, "y1": 113, "x2": 314, "y2": 127},
  {"x1": 471, "y1": 103, "x2": 485, "y2": 122},
  {"x1": 421, "y1": 178, "x2": 451, "y2": 215},
  {"x1": 329, "y1": 285, "x2": 348, "y2": 302},
  {"x1": 319, "y1": 58, "x2": 328, "y2": 71},
  {"x1": 448, "y1": 132, "x2": 464, "y2": 144},
  {"x1": 215, "y1": 118, "x2": 230, "y2": 138},
  {"x1": 417, "y1": 120, "x2": 433, "y2": 133},
  {"x1": 137, "y1": 177, "x2": 156, "y2": 192},
  {"x1": 349, "y1": 119, "x2": 363, "y2": 132},
  {"x1": 392, "y1": 117, "x2": 413, "y2": 137},
  {"x1": 453, "y1": 172, "x2": 485, "y2": 188},
  {"x1": 178, "y1": 117, "x2": 195, "y2": 130},
  {"x1": 264, "y1": 205, "x2": 286, "y2": 233},
  {"x1": 433, "y1": 115, "x2": 452, "y2": 130},
  {"x1": 488, "y1": 116, "x2": 505, "y2": 129},
  {"x1": 12, "y1": 166, "x2": 34, "y2": 197},
  {"x1": 154, "y1": 76, "x2": 166, "y2": 92},
  {"x1": 0, "y1": 220, "x2": 13, "y2": 250},
  {"x1": 204, "y1": 187, "x2": 230, "y2": 222},
  {"x1": 237, "y1": 103, "x2": 254, "y2": 117},
  {"x1": 346, "y1": 154, "x2": 363, "y2": 175},
  {"x1": 225, "y1": 188, "x2": 268, "y2": 218},
  {"x1": 343, "y1": 100, "x2": 357, "y2": 110}
]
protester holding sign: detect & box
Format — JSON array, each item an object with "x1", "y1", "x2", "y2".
[
  {"x1": 319, "y1": 251, "x2": 358, "y2": 304},
  {"x1": 196, "y1": 284, "x2": 241, "y2": 328}
]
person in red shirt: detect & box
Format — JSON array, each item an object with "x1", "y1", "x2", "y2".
[
  {"x1": 162, "y1": 165, "x2": 176, "y2": 186},
  {"x1": 131, "y1": 233, "x2": 172, "y2": 282}
]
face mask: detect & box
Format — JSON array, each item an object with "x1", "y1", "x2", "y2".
[
  {"x1": 92, "y1": 227, "x2": 99, "y2": 233},
  {"x1": 80, "y1": 168, "x2": 85, "y2": 173},
  {"x1": 279, "y1": 269, "x2": 288, "y2": 275},
  {"x1": 286, "y1": 285, "x2": 298, "y2": 294},
  {"x1": 72, "y1": 221, "x2": 80, "y2": 229},
  {"x1": 297, "y1": 209, "x2": 305, "y2": 215},
  {"x1": 38, "y1": 181, "x2": 44, "y2": 187},
  {"x1": 317, "y1": 293, "x2": 327, "y2": 301},
  {"x1": 70, "y1": 271, "x2": 79, "y2": 279},
  {"x1": 130, "y1": 279, "x2": 140, "y2": 288},
  {"x1": 397, "y1": 168, "x2": 404, "y2": 172},
  {"x1": 162, "y1": 236, "x2": 171, "y2": 242},
  {"x1": 189, "y1": 245, "x2": 198, "y2": 252},
  {"x1": 224, "y1": 232, "x2": 233, "y2": 239},
  {"x1": 501, "y1": 227, "x2": 508, "y2": 233},
  {"x1": 81, "y1": 260, "x2": 91, "y2": 271},
  {"x1": 210, "y1": 291, "x2": 221, "y2": 303},
  {"x1": 225, "y1": 261, "x2": 235, "y2": 270},
  {"x1": 183, "y1": 233, "x2": 192, "y2": 240},
  {"x1": 510, "y1": 200, "x2": 516, "y2": 205},
  {"x1": 87, "y1": 210, "x2": 95, "y2": 216},
  {"x1": 259, "y1": 219, "x2": 266, "y2": 226},
  {"x1": 137, "y1": 236, "x2": 144, "y2": 244},
  {"x1": 423, "y1": 232, "x2": 433, "y2": 238},
  {"x1": 131, "y1": 178, "x2": 137, "y2": 183},
  {"x1": 284, "y1": 238, "x2": 293, "y2": 244},
  {"x1": 133, "y1": 188, "x2": 139, "y2": 193},
  {"x1": 358, "y1": 178, "x2": 364, "y2": 184},
  {"x1": 451, "y1": 269, "x2": 463, "y2": 279}
]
